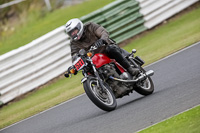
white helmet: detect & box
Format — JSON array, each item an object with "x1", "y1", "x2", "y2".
[{"x1": 65, "y1": 18, "x2": 84, "y2": 41}]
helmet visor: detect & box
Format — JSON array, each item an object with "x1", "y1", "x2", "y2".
[
  {"x1": 66, "y1": 22, "x2": 82, "y2": 40},
  {"x1": 68, "y1": 28, "x2": 79, "y2": 40}
]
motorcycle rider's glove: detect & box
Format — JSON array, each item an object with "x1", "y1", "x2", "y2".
[{"x1": 95, "y1": 39, "x2": 107, "y2": 48}]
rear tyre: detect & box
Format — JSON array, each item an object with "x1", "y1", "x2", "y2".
[
  {"x1": 134, "y1": 68, "x2": 154, "y2": 96},
  {"x1": 83, "y1": 76, "x2": 117, "y2": 111}
]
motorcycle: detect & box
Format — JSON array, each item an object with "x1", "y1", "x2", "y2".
[{"x1": 65, "y1": 44, "x2": 154, "y2": 111}]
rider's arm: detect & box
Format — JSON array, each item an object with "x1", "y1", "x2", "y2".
[
  {"x1": 70, "y1": 42, "x2": 80, "y2": 63},
  {"x1": 90, "y1": 22, "x2": 110, "y2": 44}
]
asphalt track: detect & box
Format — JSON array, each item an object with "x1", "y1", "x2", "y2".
[{"x1": 1, "y1": 42, "x2": 200, "y2": 133}]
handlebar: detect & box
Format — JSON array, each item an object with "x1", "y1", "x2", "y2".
[
  {"x1": 65, "y1": 43, "x2": 106, "y2": 78},
  {"x1": 89, "y1": 44, "x2": 106, "y2": 51}
]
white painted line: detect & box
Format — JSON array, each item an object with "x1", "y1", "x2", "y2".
[
  {"x1": 0, "y1": 93, "x2": 86, "y2": 132},
  {"x1": 136, "y1": 104, "x2": 200, "y2": 133},
  {"x1": 145, "y1": 41, "x2": 200, "y2": 68},
  {"x1": 0, "y1": 41, "x2": 199, "y2": 131}
]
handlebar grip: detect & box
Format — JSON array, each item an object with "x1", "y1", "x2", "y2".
[{"x1": 64, "y1": 72, "x2": 70, "y2": 78}]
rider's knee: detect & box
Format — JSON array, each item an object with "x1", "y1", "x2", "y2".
[{"x1": 106, "y1": 44, "x2": 118, "y2": 53}]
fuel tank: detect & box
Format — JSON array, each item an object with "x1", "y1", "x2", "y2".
[{"x1": 92, "y1": 53, "x2": 112, "y2": 68}]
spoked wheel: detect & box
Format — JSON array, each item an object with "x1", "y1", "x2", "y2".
[
  {"x1": 89, "y1": 79, "x2": 114, "y2": 106},
  {"x1": 83, "y1": 76, "x2": 117, "y2": 111},
  {"x1": 134, "y1": 68, "x2": 154, "y2": 96}
]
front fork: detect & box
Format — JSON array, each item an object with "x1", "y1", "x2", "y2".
[{"x1": 81, "y1": 58, "x2": 106, "y2": 92}]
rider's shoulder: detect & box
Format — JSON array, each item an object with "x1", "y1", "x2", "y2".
[
  {"x1": 84, "y1": 22, "x2": 100, "y2": 28},
  {"x1": 84, "y1": 22, "x2": 96, "y2": 26}
]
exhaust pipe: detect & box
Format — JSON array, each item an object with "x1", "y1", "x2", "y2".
[
  {"x1": 146, "y1": 70, "x2": 154, "y2": 76},
  {"x1": 109, "y1": 70, "x2": 154, "y2": 83},
  {"x1": 137, "y1": 70, "x2": 154, "y2": 81}
]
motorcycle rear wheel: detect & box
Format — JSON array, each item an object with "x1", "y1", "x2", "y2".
[
  {"x1": 83, "y1": 76, "x2": 117, "y2": 111},
  {"x1": 134, "y1": 67, "x2": 154, "y2": 96}
]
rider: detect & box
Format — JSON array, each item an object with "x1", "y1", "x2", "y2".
[{"x1": 65, "y1": 18, "x2": 139, "y2": 76}]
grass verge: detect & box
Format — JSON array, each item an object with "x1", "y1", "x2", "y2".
[
  {"x1": 0, "y1": 74, "x2": 84, "y2": 129},
  {"x1": 138, "y1": 105, "x2": 200, "y2": 133},
  {"x1": 0, "y1": 3, "x2": 200, "y2": 130}
]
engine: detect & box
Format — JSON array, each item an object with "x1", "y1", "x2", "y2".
[{"x1": 100, "y1": 64, "x2": 133, "y2": 98}]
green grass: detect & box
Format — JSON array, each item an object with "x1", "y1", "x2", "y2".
[
  {"x1": 0, "y1": 2, "x2": 200, "y2": 130},
  {"x1": 0, "y1": 0, "x2": 115, "y2": 55},
  {"x1": 138, "y1": 105, "x2": 200, "y2": 133},
  {"x1": 0, "y1": 74, "x2": 84, "y2": 128}
]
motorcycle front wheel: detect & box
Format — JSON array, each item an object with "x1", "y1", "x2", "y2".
[{"x1": 83, "y1": 76, "x2": 117, "y2": 111}]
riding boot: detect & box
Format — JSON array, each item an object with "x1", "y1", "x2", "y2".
[
  {"x1": 127, "y1": 67, "x2": 140, "y2": 76},
  {"x1": 106, "y1": 45, "x2": 140, "y2": 76}
]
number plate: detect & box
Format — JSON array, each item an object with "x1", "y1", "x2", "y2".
[{"x1": 73, "y1": 57, "x2": 85, "y2": 71}]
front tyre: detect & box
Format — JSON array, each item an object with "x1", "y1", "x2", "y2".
[{"x1": 83, "y1": 76, "x2": 117, "y2": 111}]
